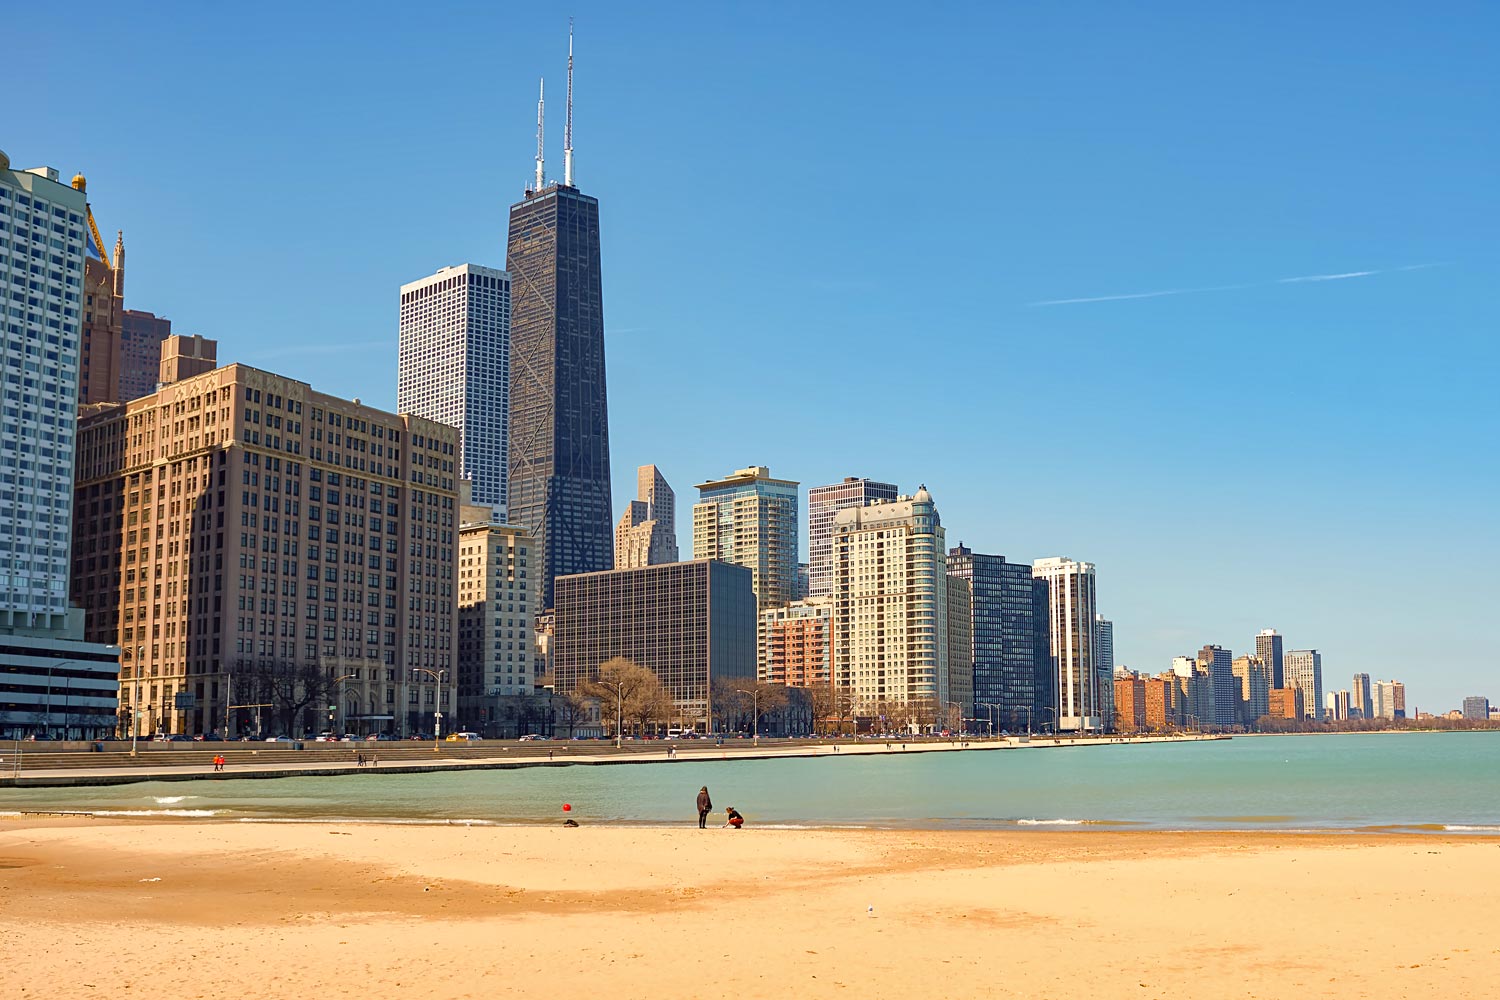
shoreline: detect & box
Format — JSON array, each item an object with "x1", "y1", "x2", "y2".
[{"x1": 4, "y1": 819, "x2": 1497, "y2": 999}]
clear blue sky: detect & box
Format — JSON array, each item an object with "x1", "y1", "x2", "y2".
[{"x1": 10, "y1": 2, "x2": 1497, "y2": 711}]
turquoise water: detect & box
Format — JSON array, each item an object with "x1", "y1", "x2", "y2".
[{"x1": 3, "y1": 733, "x2": 1498, "y2": 832}]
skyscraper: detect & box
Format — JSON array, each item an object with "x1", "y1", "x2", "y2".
[
  {"x1": 1256, "y1": 629, "x2": 1285, "y2": 689},
  {"x1": 507, "y1": 33, "x2": 612, "y2": 609},
  {"x1": 1032, "y1": 557, "x2": 1100, "y2": 732},
  {"x1": 807, "y1": 476, "x2": 897, "y2": 597},
  {"x1": 693, "y1": 466, "x2": 799, "y2": 610},
  {"x1": 614, "y1": 464, "x2": 678, "y2": 568},
  {"x1": 1352, "y1": 672, "x2": 1374, "y2": 720},
  {"x1": 1373, "y1": 679, "x2": 1406, "y2": 720},
  {"x1": 946, "y1": 545, "x2": 1049, "y2": 732},
  {"x1": 399, "y1": 263, "x2": 512, "y2": 518},
  {"x1": 119, "y1": 309, "x2": 172, "y2": 401},
  {"x1": 1284, "y1": 649, "x2": 1324, "y2": 720},
  {"x1": 0, "y1": 152, "x2": 121, "y2": 741},
  {"x1": 1094, "y1": 615, "x2": 1115, "y2": 676},
  {"x1": 1232, "y1": 654, "x2": 1271, "y2": 723},
  {"x1": 833, "y1": 489, "x2": 949, "y2": 727},
  {"x1": 1198, "y1": 644, "x2": 1235, "y2": 728}
]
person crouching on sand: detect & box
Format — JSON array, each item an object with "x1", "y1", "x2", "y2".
[{"x1": 723, "y1": 806, "x2": 744, "y2": 829}]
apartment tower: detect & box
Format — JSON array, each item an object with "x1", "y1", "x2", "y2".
[
  {"x1": 399, "y1": 263, "x2": 511, "y2": 519},
  {"x1": 456, "y1": 506, "x2": 535, "y2": 733},
  {"x1": 832, "y1": 488, "x2": 949, "y2": 728},
  {"x1": 693, "y1": 466, "x2": 799, "y2": 610},
  {"x1": 1256, "y1": 629, "x2": 1285, "y2": 689},
  {"x1": 1032, "y1": 557, "x2": 1101, "y2": 732},
  {"x1": 946, "y1": 545, "x2": 1050, "y2": 732},
  {"x1": 1284, "y1": 649, "x2": 1324, "y2": 720},
  {"x1": 758, "y1": 596, "x2": 831, "y2": 687}
]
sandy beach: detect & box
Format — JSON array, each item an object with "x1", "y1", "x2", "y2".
[{"x1": 2, "y1": 818, "x2": 1496, "y2": 999}]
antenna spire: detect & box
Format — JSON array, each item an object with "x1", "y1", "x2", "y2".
[
  {"x1": 564, "y1": 18, "x2": 575, "y2": 187},
  {"x1": 534, "y1": 77, "x2": 546, "y2": 193}
]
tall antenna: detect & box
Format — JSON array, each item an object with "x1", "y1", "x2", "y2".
[
  {"x1": 564, "y1": 18, "x2": 575, "y2": 187},
  {"x1": 534, "y1": 77, "x2": 546, "y2": 192}
]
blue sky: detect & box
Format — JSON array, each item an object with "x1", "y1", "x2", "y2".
[{"x1": 10, "y1": 2, "x2": 1497, "y2": 710}]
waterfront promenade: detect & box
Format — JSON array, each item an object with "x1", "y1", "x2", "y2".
[{"x1": 0, "y1": 732, "x2": 1219, "y2": 789}]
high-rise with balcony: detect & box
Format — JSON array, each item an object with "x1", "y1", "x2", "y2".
[
  {"x1": 1284, "y1": 649, "x2": 1324, "y2": 720},
  {"x1": 1198, "y1": 644, "x2": 1235, "y2": 728},
  {"x1": 399, "y1": 264, "x2": 511, "y2": 520},
  {"x1": 832, "y1": 488, "x2": 949, "y2": 728},
  {"x1": 807, "y1": 477, "x2": 897, "y2": 598},
  {"x1": 615, "y1": 464, "x2": 678, "y2": 568},
  {"x1": 693, "y1": 466, "x2": 798, "y2": 610},
  {"x1": 1032, "y1": 557, "x2": 1100, "y2": 732},
  {"x1": 456, "y1": 503, "x2": 535, "y2": 733},
  {"x1": 758, "y1": 596, "x2": 831, "y2": 687},
  {"x1": 1232, "y1": 654, "x2": 1271, "y2": 724},
  {"x1": 1256, "y1": 629, "x2": 1285, "y2": 689},
  {"x1": 946, "y1": 545, "x2": 1050, "y2": 732},
  {"x1": 1352, "y1": 672, "x2": 1374, "y2": 720}
]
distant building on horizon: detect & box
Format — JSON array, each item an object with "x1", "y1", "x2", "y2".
[
  {"x1": 1326, "y1": 689, "x2": 1351, "y2": 721},
  {"x1": 1232, "y1": 654, "x2": 1271, "y2": 724},
  {"x1": 1033, "y1": 557, "x2": 1101, "y2": 732},
  {"x1": 693, "y1": 466, "x2": 799, "y2": 610},
  {"x1": 806, "y1": 477, "x2": 897, "y2": 597},
  {"x1": 399, "y1": 263, "x2": 512, "y2": 520},
  {"x1": 615, "y1": 465, "x2": 679, "y2": 569},
  {"x1": 1269, "y1": 687, "x2": 1303, "y2": 720},
  {"x1": 1256, "y1": 629, "x2": 1285, "y2": 689},
  {"x1": 1285, "y1": 650, "x2": 1324, "y2": 720},
  {"x1": 1352, "y1": 672, "x2": 1374, "y2": 720},
  {"x1": 1199, "y1": 645, "x2": 1235, "y2": 729},
  {"x1": 1462, "y1": 696, "x2": 1491, "y2": 721},
  {"x1": 1373, "y1": 679, "x2": 1406, "y2": 720}
]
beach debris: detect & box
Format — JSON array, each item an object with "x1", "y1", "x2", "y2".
[
  {"x1": 138, "y1": 877, "x2": 161, "y2": 883},
  {"x1": 867, "y1": 905, "x2": 874, "y2": 917},
  {"x1": 563, "y1": 803, "x2": 572, "y2": 812}
]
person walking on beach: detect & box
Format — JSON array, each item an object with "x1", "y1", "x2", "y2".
[{"x1": 696, "y1": 786, "x2": 713, "y2": 828}]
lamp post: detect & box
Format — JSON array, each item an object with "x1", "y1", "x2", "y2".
[
  {"x1": 129, "y1": 645, "x2": 144, "y2": 757},
  {"x1": 593, "y1": 677, "x2": 625, "y2": 749},
  {"x1": 1039, "y1": 707, "x2": 1056, "y2": 736},
  {"x1": 978, "y1": 701, "x2": 1000, "y2": 738},
  {"x1": 331, "y1": 673, "x2": 359, "y2": 735},
  {"x1": 1019, "y1": 705, "x2": 1033, "y2": 737},
  {"x1": 734, "y1": 688, "x2": 761, "y2": 747},
  {"x1": 410, "y1": 667, "x2": 448, "y2": 750}
]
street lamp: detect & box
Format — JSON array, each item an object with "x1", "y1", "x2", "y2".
[
  {"x1": 1039, "y1": 707, "x2": 1056, "y2": 735},
  {"x1": 978, "y1": 701, "x2": 1001, "y2": 738},
  {"x1": 410, "y1": 667, "x2": 447, "y2": 750},
  {"x1": 734, "y1": 688, "x2": 761, "y2": 747},
  {"x1": 331, "y1": 673, "x2": 360, "y2": 735},
  {"x1": 129, "y1": 645, "x2": 144, "y2": 757},
  {"x1": 593, "y1": 677, "x2": 625, "y2": 749}
]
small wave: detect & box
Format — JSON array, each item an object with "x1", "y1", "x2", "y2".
[
  {"x1": 152, "y1": 796, "x2": 197, "y2": 805},
  {"x1": 1017, "y1": 818, "x2": 1086, "y2": 826},
  {"x1": 235, "y1": 816, "x2": 501, "y2": 827},
  {"x1": 1445, "y1": 825, "x2": 1500, "y2": 833},
  {"x1": 93, "y1": 809, "x2": 220, "y2": 818}
]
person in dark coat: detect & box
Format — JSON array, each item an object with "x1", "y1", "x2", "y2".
[{"x1": 696, "y1": 786, "x2": 713, "y2": 828}]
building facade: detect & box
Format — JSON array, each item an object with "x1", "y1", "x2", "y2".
[
  {"x1": 506, "y1": 182, "x2": 613, "y2": 609},
  {"x1": 806, "y1": 477, "x2": 897, "y2": 598},
  {"x1": 1269, "y1": 687, "x2": 1303, "y2": 720},
  {"x1": 70, "y1": 363, "x2": 461, "y2": 738},
  {"x1": 1198, "y1": 644, "x2": 1235, "y2": 728},
  {"x1": 832, "y1": 489, "x2": 948, "y2": 729},
  {"x1": 552, "y1": 560, "x2": 756, "y2": 729},
  {"x1": 614, "y1": 464, "x2": 678, "y2": 568},
  {"x1": 1114, "y1": 673, "x2": 1147, "y2": 731},
  {"x1": 946, "y1": 544, "x2": 1049, "y2": 732},
  {"x1": 119, "y1": 309, "x2": 172, "y2": 401},
  {"x1": 1143, "y1": 674, "x2": 1177, "y2": 730},
  {"x1": 1462, "y1": 696, "x2": 1490, "y2": 721},
  {"x1": 1373, "y1": 679, "x2": 1406, "y2": 720},
  {"x1": 946, "y1": 574, "x2": 973, "y2": 730},
  {"x1": 1256, "y1": 629, "x2": 1285, "y2": 689},
  {"x1": 456, "y1": 511, "x2": 535, "y2": 733},
  {"x1": 1326, "y1": 689, "x2": 1351, "y2": 721},
  {"x1": 692, "y1": 466, "x2": 799, "y2": 610},
  {"x1": 1232, "y1": 654, "x2": 1271, "y2": 724},
  {"x1": 399, "y1": 263, "x2": 511, "y2": 518},
  {"x1": 1352, "y1": 672, "x2": 1374, "y2": 720},
  {"x1": 1284, "y1": 649, "x2": 1324, "y2": 720},
  {"x1": 758, "y1": 596, "x2": 831, "y2": 688},
  {"x1": 1032, "y1": 557, "x2": 1100, "y2": 732}
]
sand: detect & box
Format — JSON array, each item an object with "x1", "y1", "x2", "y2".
[{"x1": 2, "y1": 817, "x2": 1496, "y2": 999}]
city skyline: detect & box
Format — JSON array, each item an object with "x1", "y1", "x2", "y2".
[{"x1": 6, "y1": 4, "x2": 1495, "y2": 709}]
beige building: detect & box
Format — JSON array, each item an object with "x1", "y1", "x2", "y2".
[
  {"x1": 615, "y1": 464, "x2": 678, "y2": 568},
  {"x1": 831, "y1": 487, "x2": 949, "y2": 730},
  {"x1": 758, "y1": 596, "x2": 831, "y2": 687},
  {"x1": 457, "y1": 506, "x2": 536, "y2": 733},
  {"x1": 693, "y1": 466, "x2": 799, "y2": 609},
  {"x1": 71, "y1": 362, "x2": 461, "y2": 738}
]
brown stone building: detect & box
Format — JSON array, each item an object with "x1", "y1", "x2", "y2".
[
  {"x1": 1269, "y1": 687, "x2": 1304, "y2": 721},
  {"x1": 71, "y1": 362, "x2": 461, "y2": 737},
  {"x1": 79, "y1": 229, "x2": 126, "y2": 405},
  {"x1": 1114, "y1": 674, "x2": 1146, "y2": 732},
  {"x1": 1143, "y1": 675, "x2": 1177, "y2": 730}
]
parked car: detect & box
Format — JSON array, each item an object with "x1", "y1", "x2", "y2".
[
  {"x1": 365, "y1": 733, "x2": 395, "y2": 742},
  {"x1": 517, "y1": 734, "x2": 547, "y2": 741},
  {"x1": 264, "y1": 736, "x2": 295, "y2": 743},
  {"x1": 153, "y1": 734, "x2": 190, "y2": 742},
  {"x1": 193, "y1": 733, "x2": 224, "y2": 742},
  {"x1": 314, "y1": 733, "x2": 340, "y2": 742},
  {"x1": 445, "y1": 732, "x2": 482, "y2": 742}
]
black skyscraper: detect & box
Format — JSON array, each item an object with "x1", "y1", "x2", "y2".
[
  {"x1": 947, "y1": 545, "x2": 1052, "y2": 732},
  {"x1": 506, "y1": 181, "x2": 613, "y2": 609}
]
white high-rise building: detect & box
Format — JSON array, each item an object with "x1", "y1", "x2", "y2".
[
  {"x1": 831, "y1": 487, "x2": 948, "y2": 729},
  {"x1": 398, "y1": 264, "x2": 511, "y2": 517},
  {"x1": 1033, "y1": 557, "x2": 1101, "y2": 732},
  {"x1": 1285, "y1": 649, "x2": 1324, "y2": 720},
  {"x1": 0, "y1": 155, "x2": 86, "y2": 624}
]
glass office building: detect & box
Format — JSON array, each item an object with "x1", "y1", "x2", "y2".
[{"x1": 947, "y1": 545, "x2": 1050, "y2": 732}]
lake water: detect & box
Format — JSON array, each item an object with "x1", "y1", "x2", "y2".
[{"x1": 3, "y1": 732, "x2": 1498, "y2": 832}]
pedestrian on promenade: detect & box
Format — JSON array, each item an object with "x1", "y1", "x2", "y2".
[
  {"x1": 696, "y1": 785, "x2": 713, "y2": 829},
  {"x1": 356, "y1": 751, "x2": 365, "y2": 768},
  {"x1": 372, "y1": 752, "x2": 379, "y2": 767},
  {"x1": 723, "y1": 806, "x2": 744, "y2": 829}
]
